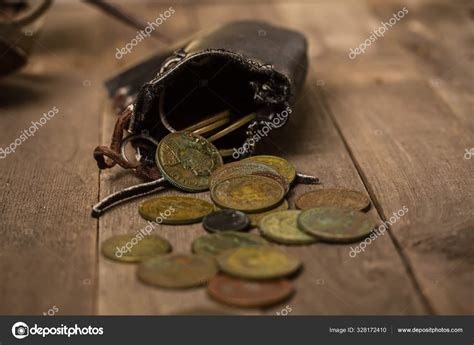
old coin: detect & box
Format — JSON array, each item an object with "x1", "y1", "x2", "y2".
[
  {"x1": 202, "y1": 209, "x2": 250, "y2": 233},
  {"x1": 251, "y1": 171, "x2": 290, "y2": 194},
  {"x1": 217, "y1": 246, "x2": 302, "y2": 280},
  {"x1": 247, "y1": 199, "x2": 289, "y2": 227},
  {"x1": 259, "y1": 210, "x2": 318, "y2": 245},
  {"x1": 209, "y1": 160, "x2": 279, "y2": 189},
  {"x1": 101, "y1": 234, "x2": 172, "y2": 263},
  {"x1": 156, "y1": 131, "x2": 223, "y2": 192},
  {"x1": 243, "y1": 155, "x2": 296, "y2": 184},
  {"x1": 295, "y1": 189, "x2": 370, "y2": 211},
  {"x1": 137, "y1": 254, "x2": 218, "y2": 289},
  {"x1": 298, "y1": 207, "x2": 376, "y2": 242},
  {"x1": 139, "y1": 195, "x2": 214, "y2": 224},
  {"x1": 211, "y1": 175, "x2": 285, "y2": 213},
  {"x1": 192, "y1": 231, "x2": 268, "y2": 256},
  {"x1": 207, "y1": 275, "x2": 294, "y2": 307}
]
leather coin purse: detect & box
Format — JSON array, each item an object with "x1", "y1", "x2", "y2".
[{"x1": 94, "y1": 20, "x2": 308, "y2": 179}]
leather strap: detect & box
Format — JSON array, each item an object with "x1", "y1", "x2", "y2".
[{"x1": 93, "y1": 106, "x2": 162, "y2": 181}]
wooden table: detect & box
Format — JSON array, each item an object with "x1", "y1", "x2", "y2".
[{"x1": 1, "y1": 0, "x2": 472, "y2": 315}]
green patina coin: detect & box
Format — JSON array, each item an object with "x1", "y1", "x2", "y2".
[
  {"x1": 156, "y1": 131, "x2": 223, "y2": 192},
  {"x1": 247, "y1": 199, "x2": 289, "y2": 227},
  {"x1": 298, "y1": 207, "x2": 376, "y2": 243},
  {"x1": 217, "y1": 246, "x2": 302, "y2": 280},
  {"x1": 101, "y1": 234, "x2": 172, "y2": 263},
  {"x1": 258, "y1": 210, "x2": 318, "y2": 245},
  {"x1": 192, "y1": 231, "x2": 268, "y2": 256},
  {"x1": 139, "y1": 195, "x2": 214, "y2": 224}
]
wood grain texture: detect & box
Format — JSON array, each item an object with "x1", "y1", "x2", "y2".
[
  {"x1": 0, "y1": 4, "x2": 111, "y2": 314},
  {"x1": 314, "y1": 0, "x2": 474, "y2": 314},
  {"x1": 1, "y1": 0, "x2": 471, "y2": 315}
]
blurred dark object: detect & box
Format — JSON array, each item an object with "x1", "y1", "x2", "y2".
[
  {"x1": 0, "y1": 0, "x2": 171, "y2": 77},
  {"x1": 85, "y1": 0, "x2": 171, "y2": 44},
  {"x1": 0, "y1": 0, "x2": 52, "y2": 76}
]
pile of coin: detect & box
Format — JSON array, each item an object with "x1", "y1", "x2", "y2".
[{"x1": 100, "y1": 116, "x2": 375, "y2": 310}]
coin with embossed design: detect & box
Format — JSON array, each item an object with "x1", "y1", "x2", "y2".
[
  {"x1": 243, "y1": 155, "x2": 296, "y2": 184},
  {"x1": 217, "y1": 246, "x2": 301, "y2": 280},
  {"x1": 192, "y1": 231, "x2": 268, "y2": 256},
  {"x1": 247, "y1": 200, "x2": 289, "y2": 227},
  {"x1": 102, "y1": 234, "x2": 172, "y2": 263},
  {"x1": 139, "y1": 195, "x2": 214, "y2": 224},
  {"x1": 295, "y1": 189, "x2": 370, "y2": 211},
  {"x1": 137, "y1": 254, "x2": 218, "y2": 288},
  {"x1": 207, "y1": 275, "x2": 294, "y2": 307},
  {"x1": 211, "y1": 175, "x2": 285, "y2": 213},
  {"x1": 298, "y1": 207, "x2": 375, "y2": 242},
  {"x1": 209, "y1": 161, "x2": 279, "y2": 189},
  {"x1": 202, "y1": 209, "x2": 250, "y2": 233},
  {"x1": 259, "y1": 210, "x2": 318, "y2": 245},
  {"x1": 156, "y1": 131, "x2": 223, "y2": 192}
]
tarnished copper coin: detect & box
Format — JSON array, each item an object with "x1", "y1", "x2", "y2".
[
  {"x1": 251, "y1": 171, "x2": 290, "y2": 194},
  {"x1": 139, "y1": 195, "x2": 214, "y2": 224},
  {"x1": 298, "y1": 207, "x2": 376, "y2": 242},
  {"x1": 243, "y1": 155, "x2": 296, "y2": 184},
  {"x1": 211, "y1": 175, "x2": 285, "y2": 213},
  {"x1": 101, "y1": 234, "x2": 172, "y2": 263},
  {"x1": 156, "y1": 131, "x2": 223, "y2": 192},
  {"x1": 247, "y1": 199, "x2": 289, "y2": 227},
  {"x1": 202, "y1": 209, "x2": 250, "y2": 233},
  {"x1": 208, "y1": 275, "x2": 294, "y2": 307},
  {"x1": 217, "y1": 246, "x2": 302, "y2": 280},
  {"x1": 259, "y1": 210, "x2": 318, "y2": 245},
  {"x1": 209, "y1": 161, "x2": 279, "y2": 189},
  {"x1": 192, "y1": 231, "x2": 268, "y2": 256},
  {"x1": 295, "y1": 189, "x2": 370, "y2": 211},
  {"x1": 137, "y1": 254, "x2": 218, "y2": 289}
]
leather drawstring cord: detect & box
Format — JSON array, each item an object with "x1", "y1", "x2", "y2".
[
  {"x1": 92, "y1": 106, "x2": 164, "y2": 217},
  {"x1": 93, "y1": 106, "x2": 162, "y2": 181}
]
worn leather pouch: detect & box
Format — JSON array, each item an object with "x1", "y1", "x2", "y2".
[{"x1": 95, "y1": 20, "x2": 308, "y2": 176}]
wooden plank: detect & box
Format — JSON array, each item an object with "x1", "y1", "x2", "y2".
[
  {"x1": 367, "y1": 0, "x2": 473, "y2": 130},
  {"x1": 96, "y1": 1, "x2": 427, "y2": 315},
  {"x1": 0, "y1": 3, "x2": 116, "y2": 314},
  {"x1": 312, "y1": 0, "x2": 474, "y2": 314}
]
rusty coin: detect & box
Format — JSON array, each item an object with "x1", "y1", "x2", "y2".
[
  {"x1": 243, "y1": 155, "x2": 296, "y2": 184},
  {"x1": 207, "y1": 275, "x2": 294, "y2": 307},
  {"x1": 211, "y1": 175, "x2": 285, "y2": 213},
  {"x1": 295, "y1": 189, "x2": 370, "y2": 211},
  {"x1": 137, "y1": 254, "x2": 218, "y2": 289}
]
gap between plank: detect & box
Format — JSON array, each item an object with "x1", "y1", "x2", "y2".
[{"x1": 315, "y1": 85, "x2": 436, "y2": 314}]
